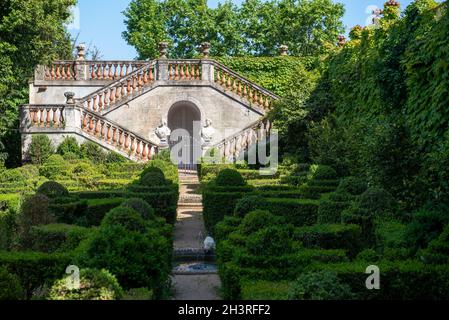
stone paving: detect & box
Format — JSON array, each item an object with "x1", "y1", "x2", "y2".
[{"x1": 171, "y1": 170, "x2": 221, "y2": 300}]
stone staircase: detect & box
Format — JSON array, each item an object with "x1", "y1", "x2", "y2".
[{"x1": 22, "y1": 56, "x2": 279, "y2": 163}]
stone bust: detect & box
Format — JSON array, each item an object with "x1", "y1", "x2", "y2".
[
  {"x1": 155, "y1": 119, "x2": 171, "y2": 144},
  {"x1": 201, "y1": 118, "x2": 215, "y2": 144}
]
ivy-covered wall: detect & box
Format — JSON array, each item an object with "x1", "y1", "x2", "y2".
[{"x1": 216, "y1": 56, "x2": 317, "y2": 97}]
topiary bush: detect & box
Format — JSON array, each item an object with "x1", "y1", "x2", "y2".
[
  {"x1": 39, "y1": 154, "x2": 69, "y2": 179},
  {"x1": 214, "y1": 216, "x2": 242, "y2": 243},
  {"x1": 17, "y1": 194, "x2": 55, "y2": 249},
  {"x1": 36, "y1": 181, "x2": 69, "y2": 198},
  {"x1": 246, "y1": 224, "x2": 297, "y2": 257},
  {"x1": 239, "y1": 210, "x2": 285, "y2": 235},
  {"x1": 80, "y1": 142, "x2": 107, "y2": 164},
  {"x1": 404, "y1": 204, "x2": 449, "y2": 250},
  {"x1": 57, "y1": 137, "x2": 80, "y2": 157},
  {"x1": 215, "y1": 169, "x2": 246, "y2": 187},
  {"x1": 82, "y1": 223, "x2": 171, "y2": 296},
  {"x1": 101, "y1": 206, "x2": 147, "y2": 233},
  {"x1": 139, "y1": 170, "x2": 167, "y2": 187},
  {"x1": 287, "y1": 271, "x2": 354, "y2": 300},
  {"x1": 0, "y1": 267, "x2": 24, "y2": 300},
  {"x1": 341, "y1": 205, "x2": 375, "y2": 247},
  {"x1": 142, "y1": 160, "x2": 178, "y2": 184},
  {"x1": 233, "y1": 195, "x2": 264, "y2": 217},
  {"x1": 121, "y1": 198, "x2": 156, "y2": 220},
  {"x1": 358, "y1": 187, "x2": 397, "y2": 219},
  {"x1": 337, "y1": 176, "x2": 368, "y2": 196},
  {"x1": 28, "y1": 135, "x2": 55, "y2": 165},
  {"x1": 48, "y1": 268, "x2": 124, "y2": 300}
]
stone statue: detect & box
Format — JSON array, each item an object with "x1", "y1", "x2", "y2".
[
  {"x1": 204, "y1": 236, "x2": 216, "y2": 253},
  {"x1": 155, "y1": 119, "x2": 171, "y2": 146},
  {"x1": 201, "y1": 118, "x2": 215, "y2": 144}
]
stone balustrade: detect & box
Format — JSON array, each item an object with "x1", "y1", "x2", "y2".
[
  {"x1": 168, "y1": 60, "x2": 202, "y2": 81},
  {"x1": 43, "y1": 60, "x2": 147, "y2": 81},
  {"x1": 44, "y1": 62, "x2": 75, "y2": 81},
  {"x1": 81, "y1": 109, "x2": 159, "y2": 161},
  {"x1": 214, "y1": 118, "x2": 272, "y2": 159},
  {"x1": 210, "y1": 62, "x2": 278, "y2": 111},
  {"x1": 89, "y1": 61, "x2": 146, "y2": 80},
  {"x1": 78, "y1": 62, "x2": 157, "y2": 112},
  {"x1": 27, "y1": 105, "x2": 65, "y2": 128}
]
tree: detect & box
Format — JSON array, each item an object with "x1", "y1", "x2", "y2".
[
  {"x1": 123, "y1": 0, "x2": 345, "y2": 59},
  {"x1": 0, "y1": 0, "x2": 76, "y2": 167}
]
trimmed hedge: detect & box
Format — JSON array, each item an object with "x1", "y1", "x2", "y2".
[
  {"x1": 0, "y1": 194, "x2": 20, "y2": 212},
  {"x1": 307, "y1": 260, "x2": 449, "y2": 300},
  {"x1": 294, "y1": 224, "x2": 362, "y2": 257},
  {"x1": 219, "y1": 249, "x2": 347, "y2": 299},
  {"x1": 85, "y1": 198, "x2": 125, "y2": 226},
  {"x1": 49, "y1": 200, "x2": 88, "y2": 225},
  {"x1": 317, "y1": 198, "x2": 351, "y2": 224},
  {"x1": 203, "y1": 191, "x2": 248, "y2": 233},
  {"x1": 128, "y1": 192, "x2": 178, "y2": 224},
  {"x1": 299, "y1": 185, "x2": 337, "y2": 199},
  {"x1": 241, "y1": 280, "x2": 290, "y2": 300},
  {"x1": 237, "y1": 169, "x2": 280, "y2": 180},
  {"x1": 262, "y1": 198, "x2": 319, "y2": 227},
  {"x1": 0, "y1": 251, "x2": 72, "y2": 299},
  {"x1": 29, "y1": 224, "x2": 92, "y2": 253}
]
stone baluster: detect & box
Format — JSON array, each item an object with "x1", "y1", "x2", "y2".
[
  {"x1": 62, "y1": 65, "x2": 67, "y2": 80},
  {"x1": 108, "y1": 64, "x2": 113, "y2": 80},
  {"x1": 142, "y1": 143, "x2": 148, "y2": 159}
]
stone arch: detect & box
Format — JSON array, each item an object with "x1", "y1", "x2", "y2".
[{"x1": 167, "y1": 101, "x2": 202, "y2": 167}]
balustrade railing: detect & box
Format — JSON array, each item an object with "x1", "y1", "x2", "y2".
[
  {"x1": 168, "y1": 60, "x2": 202, "y2": 81},
  {"x1": 213, "y1": 118, "x2": 272, "y2": 159},
  {"x1": 89, "y1": 61, "x2": 146, "y2": 80},
  {"x1": 81, "y1": 109, "x2": 159, "y2": 161},
  {"x1": 43, "y1": 60, "x2": 147, "y2": 81},
  {"x1": 27, "y1": 105, "x2": 65, "y2": 128},
  {"x1": 78, "y1": 62, "x2": 157, "y2": 113},
  {"x1": 210, "y1": 61, "x2": 279, "y2": 111},
  {"x1": 44, "y1": 62, "x2": 75, "y2": 81}
]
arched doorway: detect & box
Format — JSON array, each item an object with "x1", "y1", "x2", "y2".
[{"x1": 167, "y1": 101, "x2": 202, "y2": 169}]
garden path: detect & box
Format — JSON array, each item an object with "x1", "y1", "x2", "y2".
[{"x1": 171, "y1": 170, "x2": 221, "y2": 300}]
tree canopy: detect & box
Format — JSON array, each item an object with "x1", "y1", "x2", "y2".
[
  {"x1": 0, "y1": 0, "x2": 75, "y2": 167},
  {"x1": 123, "y1": 0, "x2": 345, "y2": 59}
]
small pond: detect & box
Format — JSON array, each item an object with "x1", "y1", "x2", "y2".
[{"x1": 172, "y1": 262, "x2": 218, "y2": 274}]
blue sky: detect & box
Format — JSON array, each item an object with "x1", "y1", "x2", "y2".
[{"x1": 68, "y1": 0, "x2": 415, "y2": 60}]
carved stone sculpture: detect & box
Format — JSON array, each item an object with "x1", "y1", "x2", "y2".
[
  {"x1": 201, "y1": 118, "x2": 215, "y2": 144},
  {"x1": 155, "y1": 119, "x2": 171, "y2": 146}
]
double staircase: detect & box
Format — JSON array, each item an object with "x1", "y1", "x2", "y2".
[{"x1": 22, "y1": 58, "x2": 279, "y2": 162}]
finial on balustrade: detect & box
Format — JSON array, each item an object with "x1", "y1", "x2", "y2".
[
  {"x1": 337, "y1": 35, "x2": 346, "y2": 47},
  {"x1": 76, "y1": 43, "x2": 86, "y2": 61},
  {"x1": 158, "y1": 42, "x2": 169, "y2": 59},
  {"x1": 201, "y1": 42, "x2": 211, "y2": 58},
  {"x1": 65, "y1": 92, "x2": 75, "y2": 104},
  {"x1": 279, "y1": 45, "x2": 289, "y2": 56}
]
